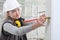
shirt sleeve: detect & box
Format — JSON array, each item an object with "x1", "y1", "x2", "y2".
[{"x1": 3, "y1": 23, "x2": 33, "y2": 36}]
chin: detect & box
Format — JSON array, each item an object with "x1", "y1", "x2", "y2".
[
  {"x1": 16, "y1": 18, "x2": 19, "y2": 19},
  {"x1": 15, "y1": 16, "x2": 20, "y2": 19},
  {"x1": 16, "y1": 17, "x2": 20, "y2": 19}
]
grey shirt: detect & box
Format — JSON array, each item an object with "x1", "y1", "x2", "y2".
[{"x1": 3, "y1": 23, "x2": 33, "y2": 36}]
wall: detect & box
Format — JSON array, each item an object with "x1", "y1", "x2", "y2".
[
  {"x1": 51, "y1": 0, "x2": 60, "y2": 40},
  {"x1": 44, "y1": 0, "x2": 51, "y2": 40}
]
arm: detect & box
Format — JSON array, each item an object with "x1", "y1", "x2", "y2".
[{"x1": 3, "y1": 23, "x2": 33, "y2": 36}]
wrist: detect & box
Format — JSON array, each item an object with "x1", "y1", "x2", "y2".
[{"x1": 32, "y1": 22, "x2": 42, "y2": 29}]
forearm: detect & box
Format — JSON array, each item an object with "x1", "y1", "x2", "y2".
[
  {"x1": 18, "y1": 25, "x2": 33, "y2": 35},
  {"x1": 32, "y1": 22, "x2": 42, "y2": 29}
]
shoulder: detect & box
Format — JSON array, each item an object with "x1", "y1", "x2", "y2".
[{"x1": 2, "y1": 19, "x2": 13, "y2": 26}]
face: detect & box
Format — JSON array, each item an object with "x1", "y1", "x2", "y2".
[{"x1": 7, "y1": 8, "x2": 21, "y2": 19}]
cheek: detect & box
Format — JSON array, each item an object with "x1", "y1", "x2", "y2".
[
  {"x1": 10, "y1": 14, "x2": 14, "y2": 18},
  {"x1": 12, "y1": 13, "x2": 16, "y2": 17},
  {"x1": 9, "y1": 13, "x2": 14, "y2": 18}
]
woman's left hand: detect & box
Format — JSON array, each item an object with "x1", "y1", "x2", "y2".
[{"x1": 36, "y1": 14, "x2": 46, "y2": 26}]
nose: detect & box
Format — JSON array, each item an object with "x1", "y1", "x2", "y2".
[
  {"x1": 16, "y1": 9, "x2": 19, "y2": 13},
  {"x1": 16, "y1": 10, "x2": 19, "y2": 16}
]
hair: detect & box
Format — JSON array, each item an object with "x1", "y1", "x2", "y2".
[
  {"x1": 2, "y1": 11, "x2": 10, "y2": 23},
  {"x1": 4, "y1": 11, "x2": 11, "y2": 19}
]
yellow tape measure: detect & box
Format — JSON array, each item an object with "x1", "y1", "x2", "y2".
[{"x1": 15, "y1": 20, "x2": 21, "y2": 28}]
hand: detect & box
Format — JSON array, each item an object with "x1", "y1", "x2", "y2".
[
  {"x1": 31, "y1": 14, "x2": 46, "y2": 29},
  {"x1": 36, "y1": 14, "x2": 46, "y2": 26}
]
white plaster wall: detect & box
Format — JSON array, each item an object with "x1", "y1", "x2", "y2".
[{"x1": 51, "y1": 0, "x2": 60, "y2": 40}]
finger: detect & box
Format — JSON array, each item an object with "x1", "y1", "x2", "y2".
[
  {"x1": 39, "y1": 14, "x2": 46, "y2": 19},
  {"x1": 40, "y1": 19, "x2": 45, "y2": 23},
  {"x1": 39, "y1": 16, "x2": 46, "y2": 21},
  {"x1": 39, "y1": 17, "x2": 46, "y2": 23},
  {"x1": 37, "y1": 20, "x2": 44, "y2": 25},
  {"x1": 40, "y1": 14, "x2": 45, "y2": 17}
]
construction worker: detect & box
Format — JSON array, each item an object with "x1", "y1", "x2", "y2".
[{"x1": 1, "y1": 0, "x2": 46, "y2": 40}]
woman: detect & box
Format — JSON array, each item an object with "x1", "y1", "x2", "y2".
[{"x1": 1, "y1": 0, "x2": 46, "y2": 40}]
